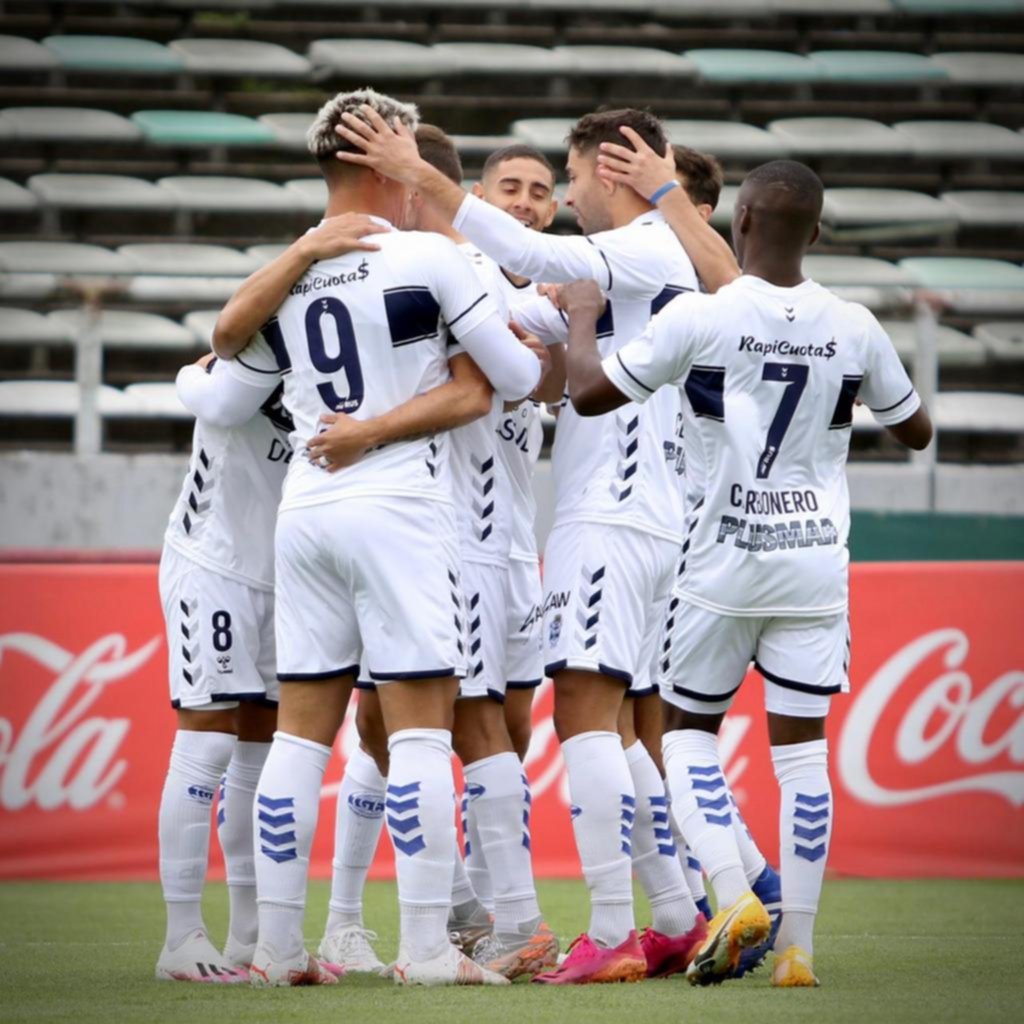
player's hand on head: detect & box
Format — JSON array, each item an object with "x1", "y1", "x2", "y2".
[
  {"x1": 306, "y1": 411, "x2": 371, "y2": 473},
  {"x1": 557, "y1": 280, "x2": 606, "y2": 320},
  {"x1": 509, "y1": 320, "x2": 552, "y2": 378},
  {"x1": 303, "y1": 213, "x2": 389, "y2": 260},
  {"x1": 597, "y1": 125, "x2": 676, "y2": 201},
  {"x1": 334, "y1": 105, "x2": 420, "y2": 182}
]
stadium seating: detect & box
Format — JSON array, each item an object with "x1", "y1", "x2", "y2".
[
  {"x1": 939, "y1": 192, "x2": 1024, "y2": 228},
  {"x1": 0, "y1": 178, "x2": 38, "y2": 213},
  {"x1": 155, "y1": 176, "x2": 303, "y2": 214},
  {"x1": 822, "y1": 188, "x2": 958, "y2": 240},
  {"x1": 974, "y1": 322, "x2": 1024, "y2": 362},
  {"x1": 880, "y1": 319, "x2": 987, "y2": 367},
  {"x1": 0, "y1": 107, "x2": 140, "y2": 142},
  {"x1": 932, "y1": 52, "x2": 1024, "y2": 86},
  {"x1": 767, "y1": 118, "x2": 912, "y2": 158},
  {"x1": 46, "y1": 310, "x2": 198, "y2": 352},
  {"x1": 0, "y1": 241, "x2": 132, "y2": 275},
  {"x1": 169, "y1": 39, "x2": 312, "y2": 79},
  {"x1": 0, "y1": 35, "x2": 60, "y2": 72},
  {"x1": 42, "y1": 36, "x2": 183, "y2": 75},
  {"x1": 309, "y1": 40, "x2": 450, "y2": 80},
  {"x1": 808, "y1": 51, "x2": 948, "y2": 83},
  {"x1": 685, "y1": 49, "x2": 823, "y2": 83},
  {"x1": 892, "y1": 121, "x2": 1024, "y2": 160},
  {"x1": 0, "y1": 308, "x2": 72, "y2": 347},
  {"x1": 130, "y1": 111, "x2": 275, "y2": 147}
]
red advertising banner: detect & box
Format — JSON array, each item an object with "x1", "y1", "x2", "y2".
[{"x1": 0, "y1": 562, "x2": 1021, "y2": 881}]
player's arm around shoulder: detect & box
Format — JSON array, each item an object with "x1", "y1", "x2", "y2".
[
  {"x1": 857, "y1": 307, "x2": 934, "y2": 451},
  {"x1": 560, "y1": 279, "x2": 630, "y2": 416},
  {"x1": 175, "y1": 351, "x2": 279, "y2": 429}
]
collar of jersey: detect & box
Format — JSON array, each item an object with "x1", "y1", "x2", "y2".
[
  {"x1": 315, "y1": 215, "x2": 394, "y2": 229},
  {"x1": 734, "y1": 274, "x2": 819, "y2": 297}
]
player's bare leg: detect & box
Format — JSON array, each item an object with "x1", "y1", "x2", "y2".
[
  {"x1": 157, "y1": 706, "x2": 248, "y2": 984},
  {"x1": 767, "y1": 712, "x2": 829, "y2": 988},
  {"x1": 320, "y1": 687, "x2": 388, "y2": 973},
  {"x1": 376, "y1": 678, "x2": 507, "y2": 986},
  {"x1": 453, "y1": 698, "x2": 556, "y2": 979},
  {"x1": 218, "y1": 702, "x2": 276, "y2": 971},
  {"x1": 250, "y1": 677, "x2": 353, "y2": 986},
  {"x1": 503, "y1": 687, "x2": 536, "y2": 763},
  {"x1": 534, "y1": 670, "x2": 646, "y2": 985}
]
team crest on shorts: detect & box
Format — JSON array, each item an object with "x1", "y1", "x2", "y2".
[
  {"x1": 549, "y1": 613, "x2": 562, "y2": 649},
  {"x1": 216, "y1": 654, "x2": 233, "y2": 675}
]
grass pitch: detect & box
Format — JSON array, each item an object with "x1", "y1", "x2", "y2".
[{"x1": 1, "y1": 878, "x2": 1019, "y2": 1024}]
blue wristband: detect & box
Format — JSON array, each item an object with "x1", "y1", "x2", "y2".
[{"x1": 649, "y1": 180, "x2": 679, "y2": 205}]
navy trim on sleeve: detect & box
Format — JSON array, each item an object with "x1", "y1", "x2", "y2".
[
  {"x1": 615, "y1": 351, "x2": 655, "y2": 394},
  {"x1": 446, "y1": 293, "x2": 488, "y2": 329},
  {"x1": 586, "y1": 238, "x2": 614, "y2": 291},
  {"x1": 235, "y1": 353, "x2": 283, "y2": 376},
  {"x1": 869, "y1": 387, "x2": 915, "y2": 415}
]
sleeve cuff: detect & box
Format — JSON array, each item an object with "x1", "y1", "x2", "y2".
[
  {"x1": 870, "y1": 387, "x2": 921, "y2": 426},
  {"x1": 601, "y1": 351, "x2": 653, "y2": 405}
]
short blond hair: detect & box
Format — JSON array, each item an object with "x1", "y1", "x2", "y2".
[{"x1": 307, "y1": 87, "x2": 420, "y2": 161}]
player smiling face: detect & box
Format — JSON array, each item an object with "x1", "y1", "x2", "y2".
[{"x1": 474, "y1": 154, "x2": 558, "y2": 231}]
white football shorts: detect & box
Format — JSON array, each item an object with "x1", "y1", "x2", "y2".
[
  {"x1": 542, "y1": 521, "x2": 677, "y2": 687},
  {"x1": 659, "y1": 598, "x2": 850, "y2": 717},
  {"x1": 458, "y1": 559, "x2": 511, "y2": 701},
  {"x1": 505, "y1": 557, "x2": 544, "y2": 690},
  {"x1": 275, "y1": 496, "x2": 467, "y2": 684},
  {"x1": 159, "y1": 545, "x2": 278, "y2": 710}
]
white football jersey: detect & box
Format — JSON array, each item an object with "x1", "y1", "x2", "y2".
[
  {"x1": 466, "y1": 208, "x2": 699, "y2": 544},
  {"x1": 604, "y1": 274, "x2": 921, "y2": 617},
  {"x1": 226, "y1": 223, "x2": 508, "y2": 514},
  {"x1": 164, "y1": 363, "x2": 292, "y2": 592},
  {"x1": 448, "y1": 241, "x2": 513, "y2": 567}
]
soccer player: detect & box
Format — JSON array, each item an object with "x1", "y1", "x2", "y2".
[
  {"x1": 333, "y1": 104, "x2": 739, "y2": 983},
  {"x1": 316, "y1": 126, "x2": 559, "y2": 980},
  {"x1": 559, "y1": 159, "x2": 933, "y2": 987},
  {"x1": 212, "y1": 89, "x2": 545, "y2": 987},
  {"x1": 155, "y1": 353, "x2": 288, "y2": 984},
  {"x1": 612, "y1": 140, "x2": 784, "y2": 967}
]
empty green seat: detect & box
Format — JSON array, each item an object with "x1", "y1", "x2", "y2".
[
  {"x1": 822, "y1": 188, "x2": 957, "y2": 238},
  {"x1": 940, "y1": 191, "x2": 1024, "y2": 227},
  {"x1": 309, "y1": 40, "x2": 448, "y2": 79},
  {"x1": 664, "y1": 120, "x2": 786, "y2": 159},
  {"x1": 899, "y1": 257, "x2": 1024, "y2": 289},
  {"x1": 0, "y1": 34, "x2": 60, "y2": 72},
  {"x1": 894, "y1": 121, "x2": 1024, "y2": 159},
  {"x1": 685, "y1": 49, "x2": 822, "y2": 83},
  {"x1": 879, "y1": 320, "x2": 986, "y2": 367},
  {"x1": 132, "y1": 111, "x2": 274, "y2": 147},
  {"x1": 0, "y1": 178, "x2": 38, "y2": 212},
  {"x1": 0, "y1": 241, "x2": 130, "y2": 275},
  {"x1": 169, "y1": 39, "x2": 311, "y2": 78},
  {"x1": 0, "y1": 308, "x2": 72, "y2": 346},
  {"x1": 973, "y1": 322, "x2": 1024, "y2": 362},
  {"x1": 156, "y1": 176, "x2": 300, "y2": 213},
  {"x1": 43, "y1": 36, "x2": 182, "y2": 74},
  {"x1": 1, "y1": 106, "x2": 140, "y2": 142},
  {"x1": 260, "y1": 112, "x2": 313, "y2": 151},
  {"x1": 768, "y1": 117, "x2": 911, "y2": 157},
  {"x1": 432, "y1": 43, "x2": 574, "y2": 76},
  {"x1": 809, "y1": 50, "x2": 947, "y2": 82},
  {"x1": 553, "y1": 46, "x2": 696, "y2": 78},
  {"x1": 892, "y1": 1, "x2": 1023, "y2": 13},
  {"x1": 28, "y1": 173, "x2": 174, "y2": 211},
  {"x1": 48, "y1": 309, "x2": 196, "y2": 350},
  {"x1": 768, "y1": 0, "x2": 893, "y2": 12},
  {"x1": 932, "y1": 52, "x2": 1024, "y2": 86},
  {"x1": 804, "y1": 255, "x2": 912, "y2": 286}
]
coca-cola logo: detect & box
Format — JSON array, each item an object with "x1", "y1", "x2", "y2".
[
  {"x1": 839, "y1": 628, "x2": 1024, "y2": 807},
  {"x1": 0, "y1": 632, "x2": 161, "y2": 812}
]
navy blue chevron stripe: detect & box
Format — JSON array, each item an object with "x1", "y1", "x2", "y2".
[
  {"x1": 259, "y1": 828, "x2": 297, "y2": 847},
  {"x1": 386, "y1": 796, "x2": 419, "y2": 815},
  {"x1": 705, "y1": 812, "x2": 732, "y2": 826},
  {"x1": 795, "y1": 843, "x2": 826, "y2": 863},
  {"x1": 697, "y1": 793, "x2": 729, "y2": 811},
  {"x1": 261, "y1": 846, "x2": 297, "y2": 864},
  {"x1": 257, "y1": 794, "x2": 294, "y2": 812},
  {"x1": 794, "y1": 806, "x2": 829, "y2": 823},
  {"x1": 691, "y1": 776, "x2": 725, "y2": 793},
  {"x1": 387, "y1": 781, "x2": 422, "y2": 797},
  {"x1": 794, "y1": 823, "x2": 828, "y2": 842},
  {"x1": 393, "y1": 835, "x2": 427, "y2": 857},
  {"x1": 688, "y1": 764, "x2": 720, "y2": 777},
  {"x1": 654, "y1": 826, "x2": 673, "y2": 842},
  {"x1": 257, "y1": 810, "x2": 294, "y2": 828},
  {"x1": 387, "y1": 814, "x2": 422, "y2": 835},
  {"x1": 795, "y1": 792, "x2": 830, "y2": 807}
]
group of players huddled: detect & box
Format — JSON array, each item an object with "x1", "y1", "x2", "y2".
[{"x1": 154, "y1": 88, "x2": 932, "y2": 991}]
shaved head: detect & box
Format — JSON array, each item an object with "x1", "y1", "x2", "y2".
[{"x1": 732, "y1": 160, "x2": 824, "y2": 271}]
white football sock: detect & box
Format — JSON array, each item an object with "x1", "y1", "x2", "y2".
[
  {"x1": 663, "y1": 729, "x2": 748, "y2": 909},
  {"x1": 159, "y1": 729, "x2": 236, "y2": 949},
  {"x1": 450, "y1": 843, "x2": 481, "y2": 912},
  {"x1": 772, "y1": 739, "x2": 832, "y2": 956},
  {"x1": 624, "y1": 741, "x2": 698, "y2": 936},
  {"x1": 387, "y1": 728, "x2": 457, "y2": 962},
  {"x1": 464, "y1": 752, "x2": 541, "y2": 937},
  {"x1": 254, "y1": 731, "x2": 331, "y2": 960},
  {"x1": 729, "y1": 792, "x2": 768, "y2": 884},
  {"x1": 216, "y1": 740, "x2": 269, "y2": 949},
  {"x1": 326, "y1": 745, "x2": 386, "y2": 933},
  {"x1": 463, "y1": 787, "x2": 495, "y2": 913},
  {"x1": 562, "y1": 731, "x2": 635, "y2": 947}
]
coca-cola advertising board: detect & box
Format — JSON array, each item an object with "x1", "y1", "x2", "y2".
[{"x1": 0, "y1": 561, "x2": 1020, "y2": 881}]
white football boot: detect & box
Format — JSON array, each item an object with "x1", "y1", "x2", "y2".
[
  {"x1": 318, "y1": 923, "x2": 386, "y2": 973},
  {"x1": 248, "y1": 942, "x2": 340, "y2": 986},
  {"x1": 156, "y1": 928, "x2": 248, "y2": 983},
  {"x1": 392, "y1": 941, "x2": 509, "y2": 986}
]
